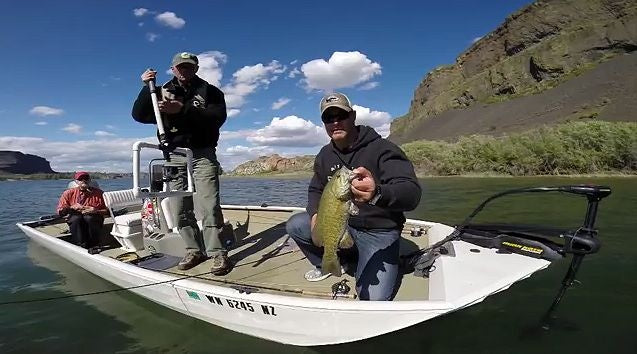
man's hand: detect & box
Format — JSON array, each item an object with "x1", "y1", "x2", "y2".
[
  {"x1": 141, "y1": 69, "x2": 157, "y2": 83},
  {"x1": 81, "y1": 206, "x2": 96, "y2": 215},
  {"x1": 70, "y1": 203, "x2": 84, "y2": 211},
  {"x1": 158, "y1": 100, "x2": 184, "y2": 114},
  {"x1": 351, "y1": 167, "x2": 376, "y2": 203}
]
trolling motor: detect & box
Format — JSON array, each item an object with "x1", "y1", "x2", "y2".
[{"x1": 402, "y1": 184, "x2": 611, "y2": 326}]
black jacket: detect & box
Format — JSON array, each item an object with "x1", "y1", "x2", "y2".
[
  {"x1": 307, "y1": 125, "x2": 421, "y2": 230},
  {"x1": 132, "y1": 76, "x2": 227, "y2": 149}
]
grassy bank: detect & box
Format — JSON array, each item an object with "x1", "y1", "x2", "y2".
[{"x1": 402, "y1": 121, "x2": 637, "y2": 176}]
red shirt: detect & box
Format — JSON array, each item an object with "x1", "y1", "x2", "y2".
[{"x1": 56, "y1": 187, "x2": 107, "y2": 215}]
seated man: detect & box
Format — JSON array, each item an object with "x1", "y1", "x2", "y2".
[
  {"x1": 56, "y1": 172, "x2": 108, "y2": 248},
  {"x1": 286, "y1": 92, "x2": 421, "y2": 301}
]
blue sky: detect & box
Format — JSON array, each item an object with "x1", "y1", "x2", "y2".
[{"x1": 0, "y1": 0, "x2": 532, "y2": 172}]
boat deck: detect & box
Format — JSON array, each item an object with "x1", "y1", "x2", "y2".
[{"x1": 33, "y1": 208, "x2": 430, "y2": 301}]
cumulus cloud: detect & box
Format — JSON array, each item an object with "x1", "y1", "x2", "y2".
[
  {"x1": 146, "y1": 33, "x2": 160, "y2": 42},
  {"x1": 353, "y1": 104, "x2": 391, "y2": 137},
  {"x1": 155, "y1": 11, "x2": 185, "y2": 29},
  {"x1": 35, "y1": 121, "x2": 47, "y2": 126},
  {"x1": 358, "y1": 81, "x2": 379, "y2": 90},
  {"x1": 0, "y1": 136, "x2": 161, "y2": 172},
  {"x1": 271, "y1": 97, "x2": 291, "y2": 110},
  {"x1": 220, "y1": 129, "x2": 255, "y2": 140},
  {"x1": 29, "y1": 106, "x2": 64, "y2": 117},
  {"x1": 217, "y1": 145, "x2": 275, "y2": 170},
  {"x1": 133, "y1": 8, "x2": 148, "y2": 17},
  {"x1": 300, "y1": 51, "x2": 381, "y2": 91},
  {"x1": 246, "y1": 116, "x2": 328, "y2": 147},
  {"x1": 287, "y1": 67, "x2": 301, "y2": 78},
  {"x1": 95, "y1": 130, "x2": 116, "y2": 137},
  {"x1": 196, "y1": 51, "x2": 227, "y2": 87},
  {"x1": 62, "y1": 123, "x2": 82, "y2": 134},
  {"x1": 223, "y1": 60, "x2": 285, "y2": 109},
  {"x1": 227, "y1": 109, "x2": 240, "y2": 118}
]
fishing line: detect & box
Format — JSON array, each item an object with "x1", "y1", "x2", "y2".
[{"x1": 0, "y1": 269, "x2": 214, "y2": 306}]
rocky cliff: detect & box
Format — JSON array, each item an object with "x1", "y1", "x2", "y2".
[
  {"x1": 0, "y1": 151, "x2": 56, "y2": 174},
  {"x1": 390, "y1": 0, "x2": 637, "y2": 144},
  {"x1": 230, "y1": 154, "x2": 314, "y2": 176}
]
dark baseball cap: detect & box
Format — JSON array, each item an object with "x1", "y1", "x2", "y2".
[
  {"x1": 320, "y1": 92, "x2": 353, "y2": 117},
  {"x1": 74, "y1": 171, "x2": 90, "y2": 180},
  {"x1": 172, "y1": 52, "x2": 199, "y2": 66}
]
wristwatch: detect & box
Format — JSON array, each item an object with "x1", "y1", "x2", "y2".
[{"x1": 368, "y1": 185, "x2": 382, "y2": 206}]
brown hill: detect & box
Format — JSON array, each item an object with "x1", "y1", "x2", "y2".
[
  {"x1": 390, "y1": 0, "x2": 637, "y2": 144},
  {"x1": 230, "y1": 154, "x2": 314, "y2": 176}
]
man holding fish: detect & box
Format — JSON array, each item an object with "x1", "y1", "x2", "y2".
[{"x1": 286, "y1": 92, "x2": 421, "y2": 301}]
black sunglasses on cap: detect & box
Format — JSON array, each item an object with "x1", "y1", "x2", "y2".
[{"x1": 322, "y1": 111, "x2": 351, "y2": 124}]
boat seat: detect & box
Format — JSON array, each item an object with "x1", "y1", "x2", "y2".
[{"x1": 103, "y1": 189, "x2": 144, "y2": 251}]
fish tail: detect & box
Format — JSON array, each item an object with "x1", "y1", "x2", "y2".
[{"x1": 322, "y1": 255, "x2": 342, "y2": 277}]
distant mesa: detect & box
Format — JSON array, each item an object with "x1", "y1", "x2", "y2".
[
  {"x1": 0, "y1": 150, "x2": 56, "y2": 174},
  {"x1": 230, "y1": 154, "x2": 314, "y2": 176}
]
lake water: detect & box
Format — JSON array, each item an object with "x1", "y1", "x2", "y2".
[{"x1": 0, "y1": 176, "x2": 635, "y2": 353}]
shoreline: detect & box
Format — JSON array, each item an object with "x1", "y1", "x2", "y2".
[{"x1": 2, "y1": 172, "x2": 635, "y2": 181}]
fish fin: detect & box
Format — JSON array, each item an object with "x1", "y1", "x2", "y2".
[
  {"x1": 339, "y1": 229, "x2": 355, "y2": 249},
  {"x1": 348, "y1": 201, "x2": 359, "y2": 216},
  {"x1": 322, "y1": 257, "x2": 342, "y2": 277},
  {"x1": 311, "y1": 227, "x2": 323, "y2": 247}
]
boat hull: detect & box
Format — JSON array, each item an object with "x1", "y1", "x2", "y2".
[{"x1": 17, "y1": 208, "x2": 550, "y2": 346}]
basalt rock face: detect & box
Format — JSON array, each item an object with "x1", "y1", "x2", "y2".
[
  {"x1": 0, "y1": 151, "x2": 56, "y2": 174},
  {"x1": 230, "y1": 154, "x2": 314, "y2": 175},
  {"x1": 390, "y1": 0, "x2": 637, "y2": 144}
]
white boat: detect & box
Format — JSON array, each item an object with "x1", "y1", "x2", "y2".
[{"x1": 15, "y1": 143, "x2": 610, "y2": 346}]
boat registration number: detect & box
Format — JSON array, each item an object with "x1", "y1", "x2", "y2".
[{"x1": 187, "y1": 291, "x2": 277, "y2": 316}]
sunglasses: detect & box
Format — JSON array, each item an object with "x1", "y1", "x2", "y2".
[{"x1": 322, "y1": 112, "x2": 351, "y2": 124}]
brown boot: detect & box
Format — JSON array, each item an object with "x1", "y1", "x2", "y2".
[
  {"x1": 177, "y1": 251, "x2": 206, "y2": 270},
  {"x1": 210, "y1": 253, "x2": 233, "y2": 276}
]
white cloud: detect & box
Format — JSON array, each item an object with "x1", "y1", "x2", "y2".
[
  {"x1": 472, "y1": 36, "x2": 483, "y2": 44},
  {"x1": 35, "y1": 121, "x2": 47, "y2": 126},
  {"x1": 223, "y1": 60, "x2": 285, "y2": 109},
  {"x1": 271, "y1": 97, "x2": 291, "y2": 110},
  {"x1": 105, "y1": 125, "x2": 115, "y2": 130},
  {"x1": 217, "y1": 145, "x2": 275, "y2": 170},
  {"x1": 0, "y1": 136, "x2": 161, "y2": 172},
  {"x1": 227, "y1": 108, "x2": 240, "y2": 118},
  {"x1": 95, "y1": 130, "x2": 116, "y2": 137},
  {"x1": 196, "y1": 51, "x2": 227, "y2": 87},
  {"x1": 29, "y1": 106, "x2": 64, "y2": 117},
  {"x1": 353, "y1": 104, "x2": 391, "y2": 137},
  {"x1": 146, "y1": 33, "x2": 159, "y2": 42},
  {"x1": 358, "y1": 81, "x2": 379, "y2": 90},
  {"x1": 133, "y1": 8, "x2": 148, "y2": 17},
  {"x1": 288, "y1": 67, "x2": 301, "y2": 78},
  {"x1": 300, "y1": 51, "x2": 381, "y2": 91},
  {"x1": 220, "y1": 129, "x2": 254, "y2": 140},
  {"x1": 62, "y1": 123, "x2": 82, "y2": 134},
  {"x1": 289, "y1": 60, "x2": 298, "y2": 65},
  {"x1": 155, "y1": 12, "x2": 185, "y2": 29},
  {"x1": 246, "y1": 116, "x2": 328, "y2": 147},
  {"x1": 138, "y1": 22, "x2": 144, "y2": 27}
]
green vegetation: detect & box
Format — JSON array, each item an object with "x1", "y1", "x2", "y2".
[{"x1": 401, "y1": 121, "x2": 637, "y2": 176}]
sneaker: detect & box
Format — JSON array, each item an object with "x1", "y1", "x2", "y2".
[
  {"x1": 177, "y1": 251, "x2": 206, "y2": 270},
  {"x1": 210, "y1": 253, "x2": 233, "y2": 276},
  {"x1": 304, "y1": 268, "x2": 332, "y2": 282}
]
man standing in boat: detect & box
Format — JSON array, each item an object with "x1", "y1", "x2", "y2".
[
  {"x1": 56, "y1": 171, "x2": 108, "y2": 249},
  {"x1": 286, "y1": 92, "x2": 421, "y2": 300},
  {"x1": 132, "y1": 52, "x2": 231, "y2": 275}
]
